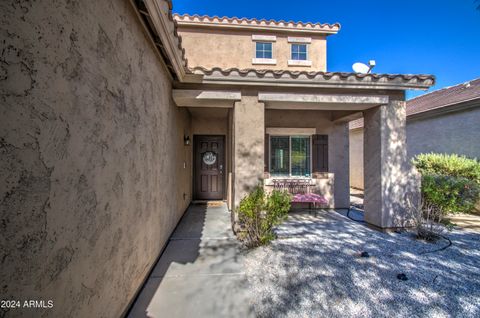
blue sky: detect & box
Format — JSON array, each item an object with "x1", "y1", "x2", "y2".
[{"x1": 173, "y1": 0, "x2": 480, "y2": 99}]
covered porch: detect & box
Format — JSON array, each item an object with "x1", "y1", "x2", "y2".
[{"x1": 174, "y1": 69, "x2": 433, "y2": 230}]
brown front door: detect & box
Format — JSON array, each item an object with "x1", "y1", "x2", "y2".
[{"x1": 194, "y1": 135, "x2": 225, "y2": 200}]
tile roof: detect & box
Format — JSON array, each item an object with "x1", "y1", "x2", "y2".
[
  {"x1": 406, "y1": 77, "x2": 480, "y2": 116},
  {"x1": 165, "y1": 1, "x2": 187, "y2": 66},
  {"x1": 191, "y1": 67, "x2": 434, "y2": 81},
  {"x1": 173, "y1": 14, "x2": 340, "y2": 34},
  {"x1": 133, "y1": 0, "x2": 188, "y2": 78},
  {"x1": 190, "y1": 67, "x2": 435, "y2": 89}
]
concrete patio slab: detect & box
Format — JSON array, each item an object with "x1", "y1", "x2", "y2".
[
  {"x1": 150, "y1": 238, "x2": 245, "y2": 277},
  {"x1": 129, "y1": 275, "x2": 251, "y2": 318},
  {"x1": 446, "y1": 213, "x2": 480, "y2": 232},
  {"x1": 127, "y1": 202, "x2": 254, "y2": 318},
  {"x1": 171, "y1": 203, "x2": 235, "y2": 239}
]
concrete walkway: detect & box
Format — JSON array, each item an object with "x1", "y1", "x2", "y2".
[
  {"x1": 447, "y1": 212, "x2": 480, "y2": 232},
  {"x1": 128, "y1": 202, "x2": 253, "y2": 318}
]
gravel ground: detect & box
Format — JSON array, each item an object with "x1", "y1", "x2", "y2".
[{"x1": 244, "y1": 210, "x2": 480, "y2": 318}]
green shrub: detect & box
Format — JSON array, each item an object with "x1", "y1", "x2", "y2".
[
  {"x1": 237, "y1": 186, "x2": 291, "y2": 247},
  {"x1": 412, "y1": 153, "x2": 480, "y2": 183},
  {"x1": 412, "y1": 153, "x2": 480, "y2": 215},
  {"x1": 421, "y1": 174, "x2": 480, "y2": 214},
  {"x1": 265, "y1": 189, "x2": 291, "y2": 224}
]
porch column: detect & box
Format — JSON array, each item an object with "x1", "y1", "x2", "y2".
[
  {"x1": 363, "y1": 98, "x2": 408, "y2": 229},
  {"x1": 331, "y1": 123, "x2": 350, "y2": 209},
  {"x1": 233, "y1": 95, "x2": 265, "y2": 209}
]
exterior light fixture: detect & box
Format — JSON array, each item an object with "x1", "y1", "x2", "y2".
[{"x1": 184, "y1": 135, "x2": 190, "y2": 145}]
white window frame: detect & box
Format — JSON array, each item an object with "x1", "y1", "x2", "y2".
[
  {"x1": 269, "y1": 134, "x2": 313, "y2": 178},
  {"x1": 255, "y1": 41, "x2": 273, "y2": 59},
  {"x1": 288, "y1": 42, "x2": 312, "y2": 66},
  {"x1": 290, "y1": 43, "x2": 308, "y2": 61},
  {"x1": 252, "y1": 35, "x2": 277, "y2": 65},
  {"x1": 287, "y1": 37, "x2": 312, "y2": 44}
]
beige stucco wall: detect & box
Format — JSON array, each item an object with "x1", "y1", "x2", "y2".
[
  {"x1": 177, "y1": 27, "x2": 327, "y2": 71},
  {"x1": 233, "y1": 96, "x2": 265, "y2": 208},
  {"x1": 363, "y1": 100, "x2": 409, "y2": 228},
  {"x1": 190, "y1": 109, "x2": 229, "y2": 136},
  {"x1": 349, "y1": 128, "x2": 364, "y2": 189},
  {"x1": 407, "y1": 106, "x2": 480, "y2": 160},
  {"x1": 264, "y1": 109, "x2": 350, "y2": 208},
  {"x1": 0, "y1": 1, "x2": 191, "y2": 317}
]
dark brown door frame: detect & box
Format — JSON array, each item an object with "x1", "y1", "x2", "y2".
[{"x1": 193, "y1": 135, "x2": 226, "y2": 200}]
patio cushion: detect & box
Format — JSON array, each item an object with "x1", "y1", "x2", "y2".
[{"x1": 291, "y1": 193, "x2": 327, "y2": 204}]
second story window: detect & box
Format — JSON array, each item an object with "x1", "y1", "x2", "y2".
[
  {"x1": 256, "y1": 42, "x2": 273, "y2": 59},
  {"x1": 291, "y1": 44, "x2": 307, "y2": 60}
]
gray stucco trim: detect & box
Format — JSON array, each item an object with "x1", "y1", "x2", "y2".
[{"x1": 258, "y1": 92, "x2": 389, "y2": 104}]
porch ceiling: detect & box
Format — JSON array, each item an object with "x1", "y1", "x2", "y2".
[{"x1": 173, "y1": 89, "x2": 240, "y2": 108}]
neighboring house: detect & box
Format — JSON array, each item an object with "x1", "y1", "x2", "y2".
[
  {"x1": 349, "y1": 78, "x2": 480, "y2": 190},
  {"x1": 407, "y1": 78, "x2": 480, "y2": 159},
  {"x1": 1, "y1": 1, "x2": 434, "y2": 317}
]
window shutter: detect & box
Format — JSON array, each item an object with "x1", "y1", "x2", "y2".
[
  {"x1": 312, "y1": 134, "x2": 328, "y2": 173},
  {"x1": 264, "y1": 134, "x2": 269, "y2": 172}
]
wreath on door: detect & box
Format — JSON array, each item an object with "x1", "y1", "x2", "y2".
[{"x1": 202, "y1": 151, "x2": 217, "y2": 165}]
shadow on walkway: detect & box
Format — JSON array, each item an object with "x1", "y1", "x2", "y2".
[{"x1": 127, "y1": 202, "x2": 253, "y2": 318}]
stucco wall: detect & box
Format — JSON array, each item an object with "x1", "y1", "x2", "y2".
[
  {"x1": 233, "y1": 96, "x2": 265, "y2": 207},
  {"x1": 0, "y1": 1, "x2": 191, "y2": 317},
  {"x1": 349, "y1": 128, "x2": 364, "y2": 189},
  {"x1": 264, "y1": 109, "x2": 350, "y2": 208},
  {"x1": 363, "y1": 100, "x2": 409, "y2": 228},
  {"x1": 177, "y1": 28, "x2": 327, "y2": 71},
  {"x1": 407, "y1": 106, "x2": 480, "y2": 160},
  {"x1": 190, "y1": 109, "x2": 229, "y2": 136},
  {"x1": 331, "y1": 123, "x2": 350, "y2": 208}
]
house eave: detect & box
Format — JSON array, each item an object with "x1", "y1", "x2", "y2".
[
  {"x1": 173, "y1": 14, "x2": 341, "y2": 36},
  {"x1": 407, "y1": 97, "x2": 480, "y2": 121},
  {"x1": 131, "y1": 0, "x2": 188, "y2": 81},
  {"x1": 185, "y1": 68, "x2": 435, "y2": 91}
]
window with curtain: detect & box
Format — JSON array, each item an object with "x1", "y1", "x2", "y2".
[{"x1": 270, "y1": 136, "x2": 311, "y2": 177}]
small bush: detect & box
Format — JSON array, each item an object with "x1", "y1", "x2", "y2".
[
  {"x1": 422, "y1": 174, "x2": 480, "y2": 214},
  {"x1": 406, "y1": 194, "x2": 446, "y2": 242},
  {"x1": 412, "y1": 153, "x2": 480, "y2": 183},
  {"x1": 412, "y1": 153, "x2": 480, "y2": 215},
  {"x1": 237, "y1": 186, "x2": 291, "y2": 247}
]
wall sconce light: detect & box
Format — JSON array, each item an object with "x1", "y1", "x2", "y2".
[{"x1": 184, "y1": 135, "x2": 190, "y2": 146}]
